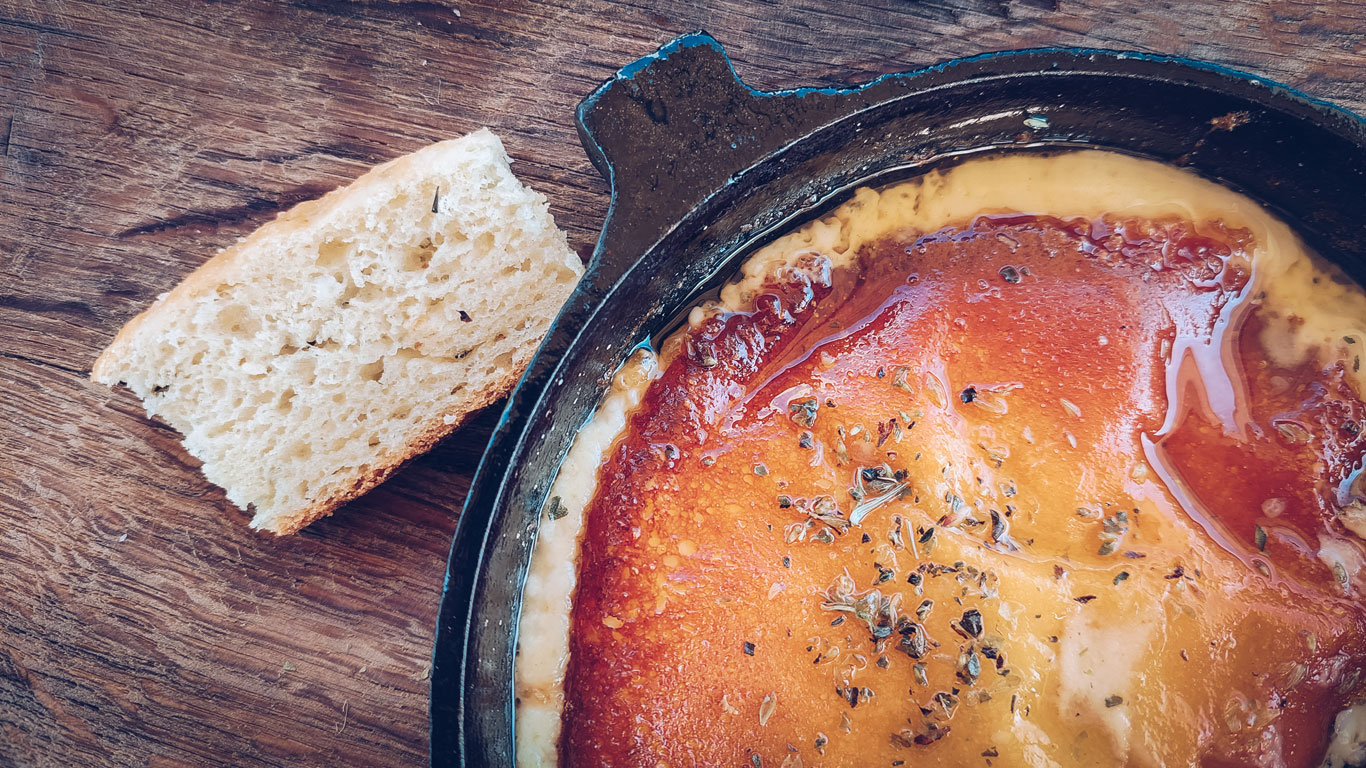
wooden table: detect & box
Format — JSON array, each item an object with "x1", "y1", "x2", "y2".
[{"x1": 2, "y1": 1, "x2": 1363, "y2": 765}]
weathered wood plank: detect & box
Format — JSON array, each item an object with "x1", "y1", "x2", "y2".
[{"x1": 1, "y1": 0, "x2": 1363, "y2": 765}]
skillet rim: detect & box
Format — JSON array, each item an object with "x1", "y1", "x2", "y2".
[{"x1": 430, "y1": 33, "x2": 1366, "y2": 767}]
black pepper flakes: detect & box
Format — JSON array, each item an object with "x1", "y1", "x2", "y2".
[
  {"x1": 877, "y1": 418, "x2": 900, "y2": 447},
  {"x1": 959, "y1": 651, "x2": 981, "y2": 683},
  {"x1": 907, "y1": 721, "x2": 952, "y2": 746},
  {"x1": 960, "y1": 387, "x2": 978, "y2": 404},
  {"x1": 918, "y1": 527, "x2": 937, "y2": 551},
  {"x1": 788, "y1": 398, "x2": 819, "y2": 427},
  {"x1": 916, "y1": 599, "x2": 934, "y2": 622},
  {"x1": 989, "y1": 509, "x2": 1009, "y2": 544},
  {"x1": 933, "y1": 691, "x2": 959, "y2": 716},
  {"x1": 960, "y1": 609, "x2": 984, "y2": 637},
  {"x1": 694, "y1": 341, "x2": 719, "y2": 369},
  {"x1": 840, "y1": 686, "x2": 859, "y2": 708},
  {"x1": 744, "y1": 641, "x2": 755, "y2": 656},
  {"x1": 897, "y1": 623, "x2": 928, "y2": 659}
]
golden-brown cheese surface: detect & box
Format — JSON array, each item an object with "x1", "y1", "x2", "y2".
[{"x1": 560, "y1": 205, "x2": 1366, "y2": 767}]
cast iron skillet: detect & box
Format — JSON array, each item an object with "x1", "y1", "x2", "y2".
[{"x1": 430, "y1": 31, "x2": 1366, "y2": 766}]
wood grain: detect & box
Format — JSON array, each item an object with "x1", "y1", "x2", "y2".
[{"x1": 0, "y1": 1, "x2": 1363, "y2": 765}]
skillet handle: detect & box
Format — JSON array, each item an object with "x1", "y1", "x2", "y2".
[{"x1": 575, "y1": 31, "x2": 869, "y2": 291}]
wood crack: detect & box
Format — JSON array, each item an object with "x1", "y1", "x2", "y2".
[
  {"x1": 0, "y1": 294, "x2": 96, "y2": 319},
  {"x1": 115, "y1": 183, "x2": 333, "y2": 238},
  {"x1": 0, "y1": 350, "x2": 86, "y2": 377},
  {"x1": 0, "y1": 16, "x2": 100, "y2": 42},
  {"x1": 287, "y1": 0, "x2": 507, "y2": 43}
]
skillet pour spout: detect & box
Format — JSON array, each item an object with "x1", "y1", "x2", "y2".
[{"x1": 430, "y1": 31, "x2": 1366, "y2": 767}]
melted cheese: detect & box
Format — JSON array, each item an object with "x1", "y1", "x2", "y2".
[
  {"x1": 515, "y1": 348, "x2": 658, "y2": 767},
  {"x1": 515, "y1": 150, "x2": 1366, "y2": 766},
  {"x1": 1324, "y1": 704, "x2": 1366, "y2": 768},
  {"x1": 718, "y1": 151, "x2": 1363, "y2": 395}
]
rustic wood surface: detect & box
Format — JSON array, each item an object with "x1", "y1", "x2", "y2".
[{"x1": 1, "y1": 1, "x2": 1364, "y2": 766}]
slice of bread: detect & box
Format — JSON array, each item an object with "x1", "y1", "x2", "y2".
[{"x1": 92, "y1": 129, "x2": 583, "y2": 534}]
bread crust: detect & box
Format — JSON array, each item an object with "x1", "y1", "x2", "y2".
[{"x1": 256, "y1": 364, "x2": 519, "y2": 535}]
